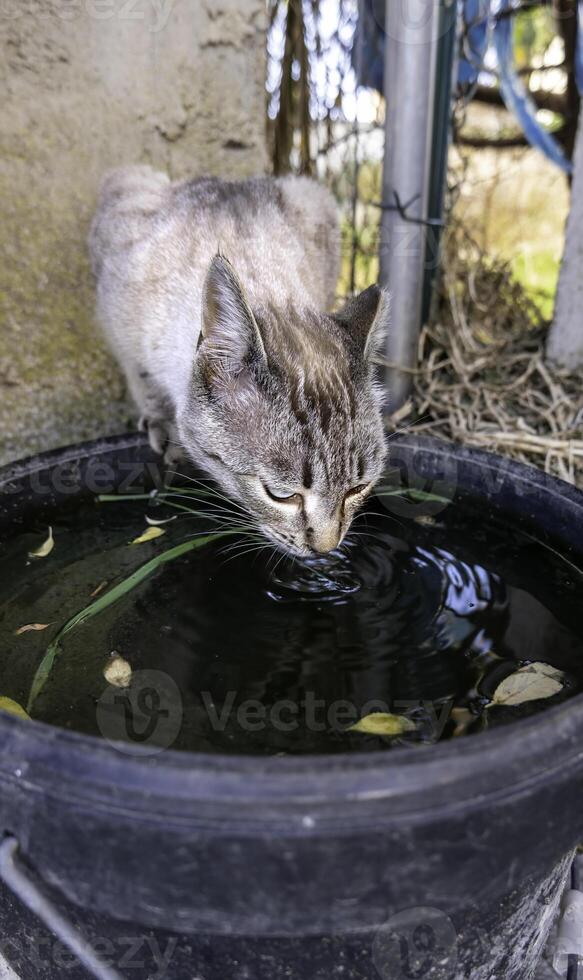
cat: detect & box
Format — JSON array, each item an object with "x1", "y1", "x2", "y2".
[{"x1": 89, "y1": 165, "x2": 388, "y2": 557}]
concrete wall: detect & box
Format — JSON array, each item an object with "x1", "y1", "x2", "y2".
[{"x1": 0, "y1": 0, "x2": 267, "y2": 466}]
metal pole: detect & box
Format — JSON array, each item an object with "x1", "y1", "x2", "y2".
[
  {"x1": 379, "y1": 0, "x2": 441, "y2": 413},
  {"x1": 422, "y1": 0, "x2": 459, "y2": 324}
]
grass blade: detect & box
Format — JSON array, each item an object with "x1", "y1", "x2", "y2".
[
  {"x1": 376, "y1": 487, "x2": 453, "y2": 505},
  {"x1": 26, "y1": 530, "x2": 237, "y2": 713},
  {"x1": 97, "y1": 488, "x2": 216, "y2": 502}
]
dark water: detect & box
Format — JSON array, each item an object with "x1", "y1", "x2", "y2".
[{"x1": 1, "y1": 486, "x2": 583, "y2": 755}]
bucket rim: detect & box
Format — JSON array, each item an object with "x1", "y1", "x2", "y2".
[{"x1": 1, "y1": 431, "x2": 582, "y2": 821}]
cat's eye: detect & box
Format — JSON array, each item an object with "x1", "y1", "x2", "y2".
[
  {"x1": 344, "y1": 484, "x2": 369, "y2": 501},
  {"x1": 263, "y1": 484, "x2": 302, "y2": 505}
]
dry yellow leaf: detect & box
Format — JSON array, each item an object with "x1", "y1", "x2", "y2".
[
  {"x1": 103, "y1": 654, "x2": 132, "y2": 689},
  {"x1": 348, "y1": 712, "x2": 416, "y2": 736},
  {"x1": 491, "y1": 662, "x2": 564, "y2": 708},
  {"x1": 450, "y1": 706, "x2": 474, "y2": 737},
  {"x1": 0, "y1": 697, "x2": 30, "y2": 720},
  {"x1": 90, "y1": 580, "x2": 108, "y2": 598},
  {"x1": 15, "y1": 623, "x2": 51, "y2": 636},
  {"x1": 28, "y1": 526, "x2": 54, "y2": 559},
  {"x1": 130, "y1": 526, "x2": 166, "y2": 545}
]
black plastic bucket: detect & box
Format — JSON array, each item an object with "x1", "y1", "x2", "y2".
[{"x1": 0, "y1": 433, "x2": 582, "y2": 980}]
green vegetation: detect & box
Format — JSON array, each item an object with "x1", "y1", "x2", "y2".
[{"x1": 27, "y1": 527, "x2": 238, "y2": 712}]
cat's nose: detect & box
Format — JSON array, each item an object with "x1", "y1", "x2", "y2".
[{"x1": 306, "y1": 524, "x2": 342, "y2": 554}]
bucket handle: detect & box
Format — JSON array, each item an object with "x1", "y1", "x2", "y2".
[{"x1": 0, "y1": 836, "x2": 124, "y2": 980}]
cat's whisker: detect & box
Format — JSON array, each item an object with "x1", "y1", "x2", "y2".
[
  {"x1": 157, "y1": 493, "x2": 257, "y2": 529},
  {"x1": 265, "y1": 545, "x2": 283, "y2": 574},
  {"x1": 171, "y1": 493, "x2": 256, "y2": 527},
  {"x1": 178, "y1": 502, "x2": 254, "y2": 526},
  {"x1": 164, "y1": 508, "x2": 255, "y2": 531},
  {"x1": 271, "y1": 548, "x2": 291, "y2": 576},
  {"x1": 165, "y1": 471, "x2": 247, "y2": 510},
  {"x1": 384, "y1": 413, "x2": 430, "y2": 442},
  {"x1": 218, "y1": 541, "x2": 275, "y2": 567},
  {"x1": 163, "y1": 490, "x2": 248, "y2": 516},
  {"x1": 346, "y1": 530, "x2": 381, "y2": 543},
  {"x1": 183, "y1": 528, "x2": 246, "y2": 541},
  {"x1": 217, "y1": 533, "x2": 266, "y2": 553},
  {"x1": 354, "y1": 507, "x2": 406, "y2": 531},
  {"x1": 225, "y1": 539, "x2": 272, "y2": 557}
]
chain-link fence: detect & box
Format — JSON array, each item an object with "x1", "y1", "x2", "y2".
[
  {"x1": 267, "y1": 0, "x2": 384, "y2": 297},
  {"x1": 266, "y1": 0, "x2": 583, "y2": 484}
]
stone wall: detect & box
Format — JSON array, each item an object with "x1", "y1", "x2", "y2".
[{"x1": 0, "y1": 0, "x2": 267, "y2": 466}]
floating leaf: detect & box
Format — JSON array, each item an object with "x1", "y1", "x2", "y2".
[
  {"x1": 145, "y1": 514, "x2": 177, "y2": 526},
  {"x1": 377, "y1": 488, "x2": 452, "y2": 505},
  {"x1": 490, "y1": 662, "x2": 565, "y2": 708},
  {"x1": 130, "y1": 526, "x2": 166, "y2": 545},
  {"x1": 0, "y1": 697, "x2": 30, "y2": 720},
  {"x1": 15, "y1": 623, "x2": 52, "y2": 636},
  {"x1": 28, "y1": 526, "x2": 54, "y2": 559},
  {"x1": 348, "y1": 712, "x2": 416, "y2": 736},
  {"x1": 90, "y1": 580, "x2": 108, "y2": 598},
  {"x1": 27, "y1": 530, "x2": 238, "y2": 712},
  {"x1": 450, "y1": 706, "x2": 475, "y2": 737},
  {"x1": 98, "y1": 487, "x2": 216, "y2": 503},
  {"x1": 104, "y1": 654, "x2": 132, "y2": 689}
]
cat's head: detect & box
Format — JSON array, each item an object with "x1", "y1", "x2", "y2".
[{"x1": 178, "y1": 255, "x2": 388, "y2": 557}]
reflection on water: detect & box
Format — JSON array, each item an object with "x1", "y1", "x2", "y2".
[
  {"x1": 268, "y1": 551, "x2": 362, "y2": 602},
  {"x1": 1, "y1": 495, "x2": 583, "y2": 754},
  {"x1": 95, "y1": 506, "x2": 582, "y2": 753}
]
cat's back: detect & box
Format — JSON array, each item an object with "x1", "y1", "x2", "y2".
[
  {"x1": 172, "y1": 172, "x2": 335, "y2": 238},
  {"x1": 88, "y1": 165, "x2": 173, "y2": 279},
  {"x1": 169, "y1": 172, "x2": 339, "y2": 308},
  {"x1": 89, "y1": 167, "x2": 339, "y2": 310}
]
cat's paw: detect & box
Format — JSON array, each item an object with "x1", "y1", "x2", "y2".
[
  {"x1": 163, "y1": 442, "x2": 185, "y2": 468},
  {"x1": 139, "y1": 415, "x2": 180, "y2": 459}
]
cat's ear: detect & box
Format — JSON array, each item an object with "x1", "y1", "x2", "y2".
[
  {"x1": 332, "y1": 285, "x2": 389, "y2": 361},
  {"x1": 201, "y1": 254, "x2": 266, "y2": 372}
]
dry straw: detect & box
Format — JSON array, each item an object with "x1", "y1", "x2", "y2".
[{"x1": 382, "y1": 225, "x2": 583, "y2": 487}]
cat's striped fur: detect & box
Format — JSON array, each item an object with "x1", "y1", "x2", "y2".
[{"x1": 89, "y1": 165, "x2": 388, "y2": 556}]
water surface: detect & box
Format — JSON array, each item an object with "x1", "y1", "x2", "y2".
[{"x1": 1, "y1": 485, "x2": 582, "y2": 754}]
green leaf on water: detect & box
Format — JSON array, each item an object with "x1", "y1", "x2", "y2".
[
  {"x1": 348, "y1": 712, "x2": 416, "y2": 736},
  {"x1": 26, "y1": 530, "x2": 237, "y2": 713},
  {"x1": 0, "y1": 697, "x2": 30, "y2": 720},
  {"x1": 97, "y1": 487, "x2": 217, "y2": 503},
  {"x1": 490, "y1": 662, "x2": 565, "y2": 708},
  {"x1": 98, "y1": 492, "x2": 211, "y2": 521},
  {"x1": 376, "y1": 487, "x2": 452, "y2": 505}
]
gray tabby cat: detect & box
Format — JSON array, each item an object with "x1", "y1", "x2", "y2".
[{"x1": 89, "y1": 165, "x2": 388, "y2": 557}]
